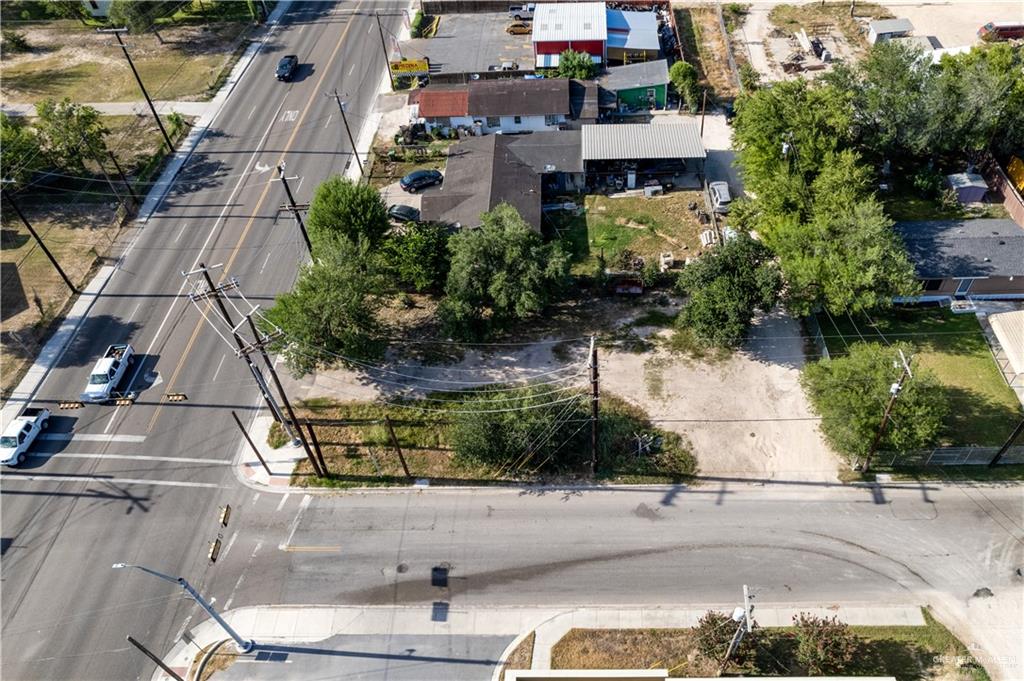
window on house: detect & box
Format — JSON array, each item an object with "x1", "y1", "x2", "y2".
[
  {"x1": 434, "y1": 116, "x2": 451, "y2": 127},
  {"x1": 922, "y1": 279, "x2": 943, "y2": 291},
  {"x1": 544, "y1": 114, "x2": 560, "y2": 126},
  {"x1": 486, "y1": 116, "x2": 500, "y2": 128},
  {"x1": 89, "y1": 0, "x2": 99, "y2": 8},
  {"x1": 514, "y1": 115, "x2": 522, "y2": 124}
]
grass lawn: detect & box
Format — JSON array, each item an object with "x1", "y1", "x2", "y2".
[
  {"x1": 0, "y1": 20, "x2": 254, "y2": 104},
  {"x1": 283, "y1": 394, "x2": 696, "y2": 488},
  {"x1": 551, "y1": 608, "x2": 988, "y2": 680},
  {"x1": 769, "y1": 2, "x2": 893, "y2": 49},
  {"x1": 815, "y1": 307, "x2": 1023, "y2": 446},
  {"x1": 552, "y1": 192, "x2": 707, "y2": 274},
  {"x1": 883, "y1": 193, "x2": 1009, "y2": 222}
]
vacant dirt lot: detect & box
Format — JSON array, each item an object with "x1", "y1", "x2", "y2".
[
  {"x1": 1, "y1": 20, "x2": 253, "y2": 104},
  {"x1": 673, "y1": 5, "x2": 739, "y2": 100},
  {"x1": 288, "y1": 301, "x2": 839, "y2": 482},
  {"x1": 883, "y1": 1, "x2": 1023, "y2": 49}
]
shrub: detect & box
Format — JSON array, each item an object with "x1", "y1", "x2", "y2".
[
  {"x1": 410, "y1": 9, "x2": 424, "y2": 37},
  {"x1": 911, "y1": 166, "x2": 944, "y2": 199},
  {"x1": 1, "y1": 29, "x2": 30, "y2": 53},
  {"x1": 793, "y1": 613, "x2": 860, "y2": 675}
]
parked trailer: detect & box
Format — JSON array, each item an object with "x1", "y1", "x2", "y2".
[{"x1": 978, "y1": 22, "x2": 1024, "y2": 41}]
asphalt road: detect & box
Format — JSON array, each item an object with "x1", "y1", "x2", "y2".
[{"x1": 0, "y1": 3, "x2": 407, "y2": 679}]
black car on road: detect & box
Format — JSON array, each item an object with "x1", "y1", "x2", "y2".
[
  {"x1": 276, "y1": 55, "x2": 298, "y2": 81},
  {"x1": 399, "y1": 169, "x2": 442, "y2": 193}
]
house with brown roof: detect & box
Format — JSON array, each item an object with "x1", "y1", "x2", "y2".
[{"x1": 412, "y1": 78, "x2": 572, "y2": 134}]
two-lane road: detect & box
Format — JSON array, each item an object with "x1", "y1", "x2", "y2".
[{"x1": 1, "y1": 3, "x2": 407, "y2": 679}]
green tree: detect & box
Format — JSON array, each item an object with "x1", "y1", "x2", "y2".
[
  {"x1": 792, "y1": 614, "x2": 860, "y2": 675},
  {"x1": 306, "y1": 175, "x2": 390, "y2": 251},
  {"x1": 800, "y1": 342, "x2": 948, "y2": 461},
  {"x1": 441, "y1": 203, "x2": 569, "y2": 339},
  {"x1": 732, "y1": 79, "x2": 853, "y2": 218},
  {"x1": 381, "y1": 221, "x2": 451, "y2": 292},
  {"x1": 0, "y1": 112, "x2": 43, "y2": 189},
  {"x1": 808, "y1": 149, "x2": 873, "y2": 223},
  {"x1": 556, "y1": 49, "x2": 597, "y2": 79},
  {"x1": 263, "y1": 239, "x2": 386, "y2": 375},
  {"x1": 669, "y1": 60, "x2": 699, "y2": 111},
  {"x1": 738, "y1": 62, "x2": 760, "y2": 92},
  {"x1": 763, "y1": 197, "x2": 919, "y2": 317},
  {"x1": 675, "y1": 234, "x2": 781, "y2": 348},
  {"x1": 33, "y1": 98, "x2": 108, "y2": 174},
  {"x1": 107, "y1": 0, "x2": 178, "y2": 33},
  {"x1": 45, "y1": 0, "x2": 89, "y2": 24}
]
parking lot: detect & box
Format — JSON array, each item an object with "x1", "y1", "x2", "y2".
[
  {"x1": 403, "y1": 13, "x2": 534, "y2": 76},
  {"x1": 881, "y1": 1, "x2": 1024, "y2": 48}
]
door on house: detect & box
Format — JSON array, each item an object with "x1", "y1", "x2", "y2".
[{"x1": 954, "y1": 279, "x2": 973, "y2": 298}]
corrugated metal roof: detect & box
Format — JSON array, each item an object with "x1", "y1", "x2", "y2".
[
  {"x1": 599, "y1": 59, "x2": 669, "y2": 91},
  {"x1": 990, "y1": 310, "x2": 1024, "y2": 376},
  {"x1": 581, "y1": 123, "x2": 706, "y2": 160},
  {"x1": 606, "y1": 9, "x2": 661, "y2": 51},
  {"x1": 533, "y1": 2, "x2": 607, "y2": 43},
  {"x1": 869, "y1": 18, "x2": 913, "y2": 34}
]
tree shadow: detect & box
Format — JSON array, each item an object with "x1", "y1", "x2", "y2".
[
  {"x1": 50, "y1": 314, "x2": 143, "y2": 369},
  {"x1": 941, "y1": 385, "x2": 1023, "y2": 448},
  {"x1": 1, "y1": 67, "x2": 88, "y2": 96},
  {"x1": 1, "y1": 261, "x2": 29, "y2": 322}
]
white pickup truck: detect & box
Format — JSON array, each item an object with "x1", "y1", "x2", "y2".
[
  {"x1": 1, "y1": 407, "x2": 50, "y2": 466},
  {"x1": 81, "y1": 343, "x2": 135, "y2": 403}
]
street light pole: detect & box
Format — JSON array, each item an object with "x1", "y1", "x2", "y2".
[{"x1": 112, "y1": 563, "x2": 255, "y2": 653}]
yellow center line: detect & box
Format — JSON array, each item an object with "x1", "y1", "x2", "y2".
[{"x1": 147, "y1": 1, "x2": 365, "y2": 433}]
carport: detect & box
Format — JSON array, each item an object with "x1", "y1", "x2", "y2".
[{"x1": 581, "y1": 122, "x2": 705, "y2": 188}]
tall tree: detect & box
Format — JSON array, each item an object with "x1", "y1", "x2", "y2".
[
  {"x1": 732, "y1": 79, "x2": 854, "y2": 219},
  {"x1": 33, "y1": 98, "x2": 108, "y2": 174},
  {"x1": 556, "y1": 49, "x2": 597, "y2": 79},
  {"x1": 263, "y1": 238, "x2": 386, "y2": 375},
  {"x1": 306, "y1": 175, "x2": 390, "y2": 251},
  {"x1": 669, "y1": 60, "x2": 699, "y2": 111},
  {"x1": 45, "y1": 0, "x2": 90, "y2": 24},
  {"x1": 441, "y1": 203, "x2": 569, "y2": 339},
  {"x1": 675, "y1": 233, "x2": 782, "y2": 348},
  {"x1": 381, "y1": 221, "x2": 451, "y2": 292},
  {"x1": 801, "y1": 342, "x2": 948, "y2": 461},
  {"x1": 0, "y1": 112, "x2": 43, "y2": 189}
]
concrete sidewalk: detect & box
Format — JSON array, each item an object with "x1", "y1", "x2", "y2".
[
  {"x1": 1, "y1": 100, "x2": 212, "y2": 118},
  {"x1": 157, "y1": 603, "x2": 926, "y2": 681}
]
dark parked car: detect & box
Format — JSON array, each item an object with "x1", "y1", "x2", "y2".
[
  {"x1": 399, "y1": 169, "x2": 442, "y2": 193},
  {"x1": 387, "y1": 204, "x2": 420, "y2": 224},
  {"x1": 276, "y1": 55, "x2": 298, "y2": 81}
]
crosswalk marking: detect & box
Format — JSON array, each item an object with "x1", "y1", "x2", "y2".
[
  {"x1": 38, "y1": 433, "x2": 146, "y2": 443},
  {"x1": 28, "y1": 453, "x2": 231, "y2": 465},
  {"x1": 1, "y1": 474, "x2": 223, "y2": 489}
]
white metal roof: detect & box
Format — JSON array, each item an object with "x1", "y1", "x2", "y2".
[
  {"x1": 582, "y1": 123, "x2": 706, "y2": 161},
  {"x1": 990, "y1": 309, "x2": 1024, "y2": 376},
  {"x1": 869, "y1": 18, "x2": 913, "y2": 35},
  {"x1": 606, "y1": 9, "x2": 660, "y2": 51},
  {"x1": 532, "y1": 2, "x2": 607, "y2": 43}
]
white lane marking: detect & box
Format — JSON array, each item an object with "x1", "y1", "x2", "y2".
[
  {"x1": 259, "y1": 251, "x2": 272, "y2": 274},
  {"x1": 128, "y1": 303, "x2": 142, "y2": 321},
  {"x1": 251, "y1": 492, "x2": 260, "y2": 505},
  {"x1": 295, "y1": 176, "x2": 304, "y2": 192},
  {"x1": 248, "y1": 105, "x2": 257, "y2": 120},
  {"x1": 119, "y1": 96, "x2": 290, "y2": 404},
  {"x1": 2, "y1": 474, "x2": 223, "y2": 488},
  {"x1": 324, "y1": 113, "x2": 332, "y2": 128},
  {"x1": 211, "y1": 354, "x2": 227, "y2": 382},
  {"x1": 347, "y1": 63, "x2": 355, "y2": 76},
  {"x1": 173, "y1": 222, "x2": 189, "y2": 243},
  {"x1": 103, "y1": 409, "x2": 120, "y2": 434},
  {"x1": 30, "y1": 453, "x2": 231, "y2": 464},
  {"x1": 221, "y1": 530, "x2": 239, "y2": 561},
  {"x1": 39, "y1": 433, "x2": 146, "y2": 443},
  {"x1": 275, "y1": 493, "x2": 290, "y2": 512},
  {"x1": 368, "y1": 22, "x2": 373, "y2": 34},
  {"x1": 279, "y1": 494, "x2": 311, "y2": 550},
  {"x1": 281, "y1": 110, "x2": 298, "y2": 122}
]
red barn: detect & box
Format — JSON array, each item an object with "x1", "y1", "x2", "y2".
[{"x1": 532, "y1": 2, "x2": 607, "y2": 69}]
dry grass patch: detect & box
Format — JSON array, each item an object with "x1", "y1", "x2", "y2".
[
  {"x1": 190, "y1": 641, "x2": 239, "y2": 681},
  {"x1": 1, "y1": 21, "x2": 255, "y2": 103},
  {"x1": 500, "y1": 632, "x2": 536, "y2": 677},
  {"x1": 552, "y1": 628, "x2": 717, "y2": 677},
  {"x1": 768, "y1": 2, "x2": 893, "y2": 50},
  {"x1": 673, "y1": 5, "x2": 738, "y2": 99}
]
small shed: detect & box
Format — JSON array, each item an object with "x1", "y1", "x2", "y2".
[
  {"x1": 946, "y1": 173, "x2": 988, "y2": 204},
  {"x1": 868, "y1": 18, "x2": 914, "y2": 44},
  {"x1": 599, "y1": 59, "x2": 669, "y2": 110}
]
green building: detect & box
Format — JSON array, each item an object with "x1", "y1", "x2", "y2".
[{"x1": 599, "y1": 59, "x2": 669, "y2": 110}]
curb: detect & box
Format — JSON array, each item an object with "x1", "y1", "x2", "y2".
[{"x1": 191, "y1": 638, "x2": 229, "y2": 681}]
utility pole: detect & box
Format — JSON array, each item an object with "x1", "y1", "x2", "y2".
[
  {"x1": 989, "y1": 418, "x2": 1024, "y2": 467},
  {"x1": 232, "y1": 410, "x2": 271, "y2": 476},
  {"x1": 243, "y1": 310, "x2": 323, "y2": 477},
  {"x1": 108, "y1": 150, "x2": 140, "y2": 205},
  {"x1": 97, "y1": 28, "x2": 173, "y2": 151},
  {"x1": 275, "y1": 163, "x2": 312, "y2": 254},
  {"x1": 384, "y1": 415, "x2": 412, "y2": 479},
  {"x1": 126, "y1": 635, "x2": 184, "y2": 681},
  {"x1": 112, "y1": 563, "x2": 254, "y2": 653},
  {"x1": 589, "y1": 336, "x2": 599, "y2": 475},
  {"x1": 1, "y1": 184, "x2": 76, "y2": 292},
  {"x1": 861, "y1": 349, "x2": 912, "y2": 473},
  {"x1": 324, "y1": 90, "x2": 364, "y2": 178},
  {"x1": 184, "y1": 264, "x2": 288, "y2": 428},
  {"x1": 719, "y1": 585, "x2": 754, "y2": 674},
  {"x1": 376, "y1": 13, "x2": 395, "y2": 90}
]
